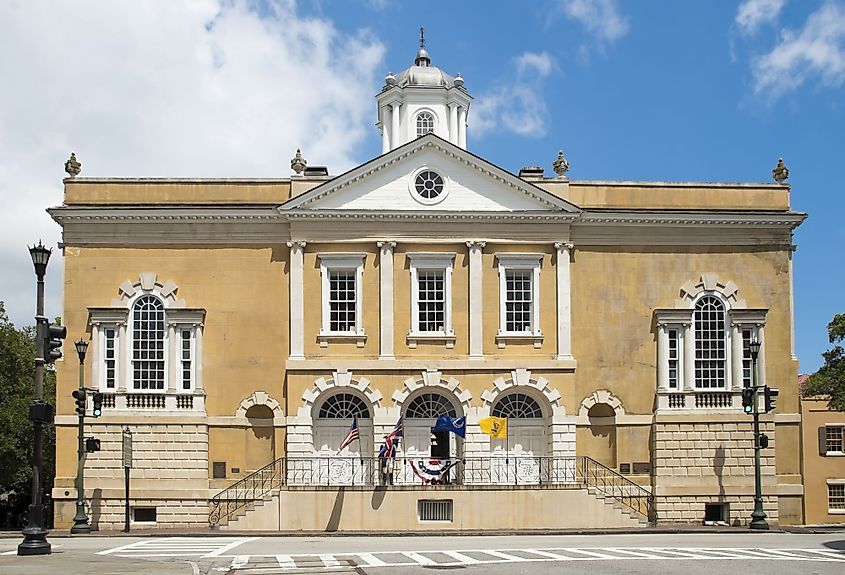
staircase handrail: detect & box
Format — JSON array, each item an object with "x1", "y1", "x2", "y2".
[
  {"x1": 578, "y1": 456, "x2": 656, "y2": 523},
  {"x1": 209, "y1": 456, "x2": 285, "y2": 527}
]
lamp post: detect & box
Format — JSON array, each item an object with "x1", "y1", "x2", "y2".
[
  {"x1": 70, "y1": 339, "x2": 90, "y2": 534},
  {"x1": 18, "y1": 242, "x2": 52, "y2": 555},
  {"x1": 748, "y1": 339, "x2": 769, "y2": 530}
]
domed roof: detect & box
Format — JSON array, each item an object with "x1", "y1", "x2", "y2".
[{"x1": 384, "y1": 27, "x2": 464, "y2": 90}]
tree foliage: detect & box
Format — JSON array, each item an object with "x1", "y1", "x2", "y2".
[
  {"x1": 803, "y1": 313, "x2": 845, "y2": 411},
  {"x1": 0, "y1": 301, "x2": 56, "y2": 498}
]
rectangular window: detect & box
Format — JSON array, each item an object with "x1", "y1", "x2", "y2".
[
  {"x1": 668, "y1": 329, "x2": 679, "y2": 390},
  {"x1": 417, "y1": 270, "x2": 445, "y2": 332},
  {"x1": 328, "y1": 270, "x2": 357, "y2": 332},
  {"x1": 742, "y1": 329, "x2": 753, "y2": 387},
  {"x1": 181, "y1": 329, "x2": 192, "y2": 390},
  {"x1": 505, "y1": 270, "x2": 533, "y2": 332},
  {"x1": 829, "y1": 484, "x2": 845, "y2": 511},
  {"x1": 827, "y1": 426, "x2": 844, "y2": 453},
  {"x1": 104, "y1": 328, "x2": 117, "y2": 389},
  {"x1": 694, "y1": 299, "x2": 727, "y2": 389},
  {"x1": 132, "y1": 507, "x2": 157, "y2": 523}
]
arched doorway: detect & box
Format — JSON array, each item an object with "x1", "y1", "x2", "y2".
[
  {"x1": 312, "y1": 391, "x2": 373, "y2": 485},
  {"x1": 403, "y1": 391, "x2": 461, "y2": 458},
  {"x1": 490, "y1": 391, "x2": 546, "y2": 484}
]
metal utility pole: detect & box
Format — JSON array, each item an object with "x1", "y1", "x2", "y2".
[
  {"x1": 70, "y1": 340, "x2": 90, "y2": 534},
  {"x1": 748, "y1": 340, "x2": 768, "y2": 530}
]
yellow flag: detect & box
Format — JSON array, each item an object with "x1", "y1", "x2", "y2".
[{"x1": 479, "y1": 416, "x2": 507, "y2": 438}]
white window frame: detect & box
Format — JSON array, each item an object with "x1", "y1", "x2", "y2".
[
  {"x1": 407, "y1": 252, "x2": 456, "y2": 348},
  {"x1": 178, "y1": 327, "x2": 195, "y2": 392},
  {"x1": 317, "y1": 253, "x2": 367, "y2": 347},
  {"x1": 826, "y1": 425, "x2": 845, "y2": 455},
  {"x1": 495, "y1": 253, "x2": 543, "y2": 348},
  {"x1": 100, "y1": 325, "x2": 119, "y2": 391},
  {"x1": 416, "y1": 110, "x2": 436, "y2": 137},
  {"x1": 827, "y1": 480, "x2": 845, "y2": 514},
  {"x1": 692, "y1": 294, "x2": 729, "y2": 390},
  {"x1": 127, "y1": 293, "x2": 168, "y2": 393}
]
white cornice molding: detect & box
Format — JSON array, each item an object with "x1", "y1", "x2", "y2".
[
  {"x1": 578, "y1": 211, "x2": 806, "y2": 227},
  {"x1": 284, "y1": 210, "x2": 578, "y2": 222},
  {"x1": 49, "y1": 207, "x2": 282, "y2": 224}
]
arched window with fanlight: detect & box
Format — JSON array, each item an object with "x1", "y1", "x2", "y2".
[
  {"x1": 694, "y1": 295, "x2": 727, "y2": 389},
  {"x1": 402, "y1": 391, "x2": 461, "y2": 462},
  {"x1": 416, "y1": 111, "x2": 435, "y2": 137},
  {"x1": 313, "y1": 391, "x2": 373, "y2": 457},
  {"x1": 131, "y1": 295, "x2": 166, "y2": 390},
  {"x1": 490, "y1": 392, "x2": 547, "y2": 464}
]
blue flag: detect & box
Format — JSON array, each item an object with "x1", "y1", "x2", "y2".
[{"x1": 431, "y1": 415, "x2": 466, "y2": 438}]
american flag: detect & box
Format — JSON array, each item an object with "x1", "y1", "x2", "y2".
[
  {"x1": 338, "y1": 418, "x2": 359, "y2": 452},
  {"x1": 381, "y1": 418, "x2": 403, "y2": 458}
]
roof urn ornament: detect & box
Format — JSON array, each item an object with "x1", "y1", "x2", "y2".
[
  {"x1": 64, "y1": 152, "x2": 82, "y2": 178},
  {"x1": 772, "y1": 157, "x2": 789, "y2": 184},
  {"x1": 385, "y1": 71, "x2": 396, "y2": 87},
  {"x1": 552, "y1": 150, "x2": 570, "y2": 178},
  {"x1": 291, "y1": 148, "x2": 307, "y2": 175},
  {"x1": 454, "y1": 73, "x2": 464, "y2": 89}
]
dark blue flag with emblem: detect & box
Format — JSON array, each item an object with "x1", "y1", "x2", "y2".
[{"x1": 431, "y1": 415, "x2": 466, "y2": 438}]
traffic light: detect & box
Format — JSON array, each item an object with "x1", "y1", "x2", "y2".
[
  {"x1": 72, "y1": 389, "x2": 87, "y2": 416},
  {"x1": 764, "y1": 386, "x2": 779, "y2": 413},
  {"x1": 92, "y1": 393, "x2": 103, "y2": 418},
  {"x1": 85, "y1": 437, "x2": 101, "y2": 453},
  {"x1": 758, "y1": 434, "x2": 770, "y2": 449},
  {"x1": 44, "y1": 322, "x2": 67, "y2": 364},
  {"x1": 741, "y1": 387, "x2": 755, "y2": 414}
]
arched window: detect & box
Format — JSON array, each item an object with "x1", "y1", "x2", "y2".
[
  {"x1": 317, "y1": 392, "x2": 371, "y2": 419},
  {"x1": 131, "y1": 295, "x2": 165, "y2": 390},
  {"x1": 416, "y1": 111, "x2": 435, "y2": 137},
  {"x1": 694, "y1": 296, "x2": 726, "y2": 389},
  {"x1": 405, "y1": 392, "x2": 457, "y2": 418},
  {"x1": 492, "y1": 392, "x2": 543, "y2": 418}
]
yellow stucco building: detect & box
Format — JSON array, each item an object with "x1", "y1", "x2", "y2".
[{"x1": 48, "y1": 42, "x2": 806, "y2": 531}]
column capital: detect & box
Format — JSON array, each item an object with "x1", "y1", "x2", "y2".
[
  {"x1": 286, "y1": 240, "x2": 306, "y2": 249},
  {"x1": 376, "y1": 240, "x2": 397, "y2": 250},
  {"x1": 466, "y1": 240, "x2": 486, "y2": 250},
  {"x1": 554, "y1": 242, "x2": 574, "y2": 251}
]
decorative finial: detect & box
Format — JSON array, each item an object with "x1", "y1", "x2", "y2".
[
  {"x1": 772, "y1": 157, "x2": 789, "y2": 184},
  {"x1": 454, "y1": 73, "x2": 464, "y2": 88},
  {"x1": 552, "y1": 150, "x2": 570, "y2": 178},
  {"x1": 385, "y1": 71, "x2": 396, "y2": 86},
  {"x1": 64, "y1": 152, "x2": 81, "y2": 178},
  {"x1": 290, "y1": 148, "x2": 306, "y2": 175},
  {"x1": 420, "y1": 26, "x2": 425, "y2": 49}
]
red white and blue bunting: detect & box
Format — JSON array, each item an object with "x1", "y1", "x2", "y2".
[{"x1": 409, "y1": 459, "x2": 459, "y2": 484}]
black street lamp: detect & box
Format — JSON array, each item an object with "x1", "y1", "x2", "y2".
[
  {"x1": 18, "y1": 242, "x2": 53, "y2": 555},
  {"x1": 70, "y1": 339, "x2": 90, "y2": 534},
  {"x1": 748, "y1": 340, "x2": 768, "y2": 530}
]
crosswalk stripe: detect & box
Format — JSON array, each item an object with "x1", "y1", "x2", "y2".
[
  {"x1": 604, "y1": 548, "x2": 668, "y2": 559},
  {"x1": 800, "y1": 549, "x2": 845, "y2": 560},
  {"x1": 276, "y1": 554, "x2": 296, "y2": 568},
  {"x1": 757, "y1": 549, "x2": 813, "y2": 559},
  {"x1": 319, "y1": 554, "x2": 341, "y2": 567},
  {"x1": 402, "y1": 551, "x2": 436, "y2": 565},
  {"x1": 638, "y1": 548, "x2": 713, "y2": 559},
  {"x1": 357, "y1": 553, "x2": 388, "y2": 566},
  {"x1": 523, "y1": 549, "x2": 575, "y2": 560},
  {"x1": 232, "y1": 555, "x2": 250, "y2": 568},
  {"x1": 563, "y1": 549, "x2": 621, "y2": 559},
  {"x1": 479, "y1": 549, "x2": 531, "y2": 561},
  {"x1": 442, "y1": 551, "x2": 481, "y2": 563}
]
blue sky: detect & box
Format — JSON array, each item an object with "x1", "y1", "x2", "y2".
[{"x1": 0, "y1": 0, "x2": 842, "y2": 372}]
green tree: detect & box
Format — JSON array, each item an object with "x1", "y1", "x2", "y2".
[
  {"x1": 803, "y1": 313, "x2": 845, "y2": 411},
  {"x1": 0, "y1": 301, "x2": 56, "y2": 503}
]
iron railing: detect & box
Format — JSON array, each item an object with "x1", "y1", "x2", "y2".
[
  {"x1": 578, "y1": 456, "x2": 655, "y2": 522},
  {"x1": 209, "y1": 455, "x2": 654, "y2": 526}
]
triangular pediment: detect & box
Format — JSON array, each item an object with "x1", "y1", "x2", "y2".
[{"x1": 279, "y1": 134, "x2": 580, "y2": 215}]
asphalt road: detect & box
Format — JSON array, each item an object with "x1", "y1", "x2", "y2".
[{"x1": 0, "y1": 532, "x2": 844, "y2": 575}]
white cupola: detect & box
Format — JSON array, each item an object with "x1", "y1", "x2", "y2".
[{"x1": 376, "y1": 27, "x2": 472, "y2": 153}]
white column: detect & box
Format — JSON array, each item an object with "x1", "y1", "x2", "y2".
[
  {"x1": 377, "y1": 241, "x2": 396, "y2": 359},
  {"x1": 380, "y1": 106, "x2": 389, "y2": 154},
  {"x1": 657, "y1": 324, "x2": 669, "y2": 392},
  {"x1": 117, "y1": 322, "x2": 127, "y2": 392},
  {"x1": 457, "y1": 106, "x2": 467, "y2": 148},
  {"x1": 448, "y1": 103, "x2": 458, "y2": 144},
  {"x1": 287, "y1": 241, "x2": 306, "y2": 360},
  {"x1": 466, "y1": 241, "x2": 485, "y2": 359},
  {"x1": 194, "y1": 323, "x2": 204, "y2": 394},
  {"x1": 554, "y1": 242, "x2": 573, "y2": 360},
  {"x1": 788, "y1": 248, "x2": 797, "y2": 359},
  {"x1": 683, "y1": 321, "x2": 695, "y2": 391},
  {"x1": 90, "y1": 323, "x2": 100, "y2": 390},
  {"x1": 167, "y1": 324, "x2": 177, "y2": 392},
  {"x1": 757, "y1": 324, "x2": 767, "y2": 387},
  {"x1": 731, "y1": 322, "x2": 744, "y2": 391},
  {"x1": 391, "y1": 103, "x2": 401, "y2": 150}
]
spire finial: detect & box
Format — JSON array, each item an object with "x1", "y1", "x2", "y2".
[
  {"x1": 414, "y1": 26, "x2": 431, "y2": 66},
  {"x1": 420, "y1": 26, "x2": 425, "y2": 49}
]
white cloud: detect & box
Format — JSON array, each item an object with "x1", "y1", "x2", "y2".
[
  {"x1": 736, "y1": 0, "x2": 787, "y2": 34},
  {"x1": 558, "y1": 0, "x2": 629, "y2": 42},
  {"x1": 473, "y1": 52, "x2": 554, "y2": 138},
  {"x1": 752, "y1": 2, "x2": 845, "y2": 96},
  {"x1": 0, "y1": 0, "x2": 384, "y2": 328}
]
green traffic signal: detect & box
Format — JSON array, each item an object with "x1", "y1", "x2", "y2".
[
  {"x1": 92, "y1": 393, "x2": 103, "y2": 417},
  {"x1": 741, "y1": 387, "x2": 755, "y2": 414}
]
